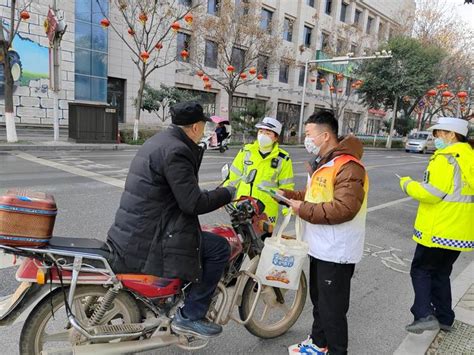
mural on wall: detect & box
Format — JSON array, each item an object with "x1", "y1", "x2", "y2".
[{"x1": 0, "y1": 22, "x2": 49, "y2": 96}]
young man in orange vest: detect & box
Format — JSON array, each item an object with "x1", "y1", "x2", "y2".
[{"x1": 284, "y1": 111, "x2": 369, "y2": 355}]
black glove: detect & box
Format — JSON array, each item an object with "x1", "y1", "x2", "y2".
[{"x1": 224, "y1": 186, "x2": 237, "y2": 200}]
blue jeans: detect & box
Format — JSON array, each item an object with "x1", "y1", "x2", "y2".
[
  {"x1": 181, "y1": 231, "x2": 230, "y2": 320},
  {"x1": 410, "y1": 244, "x2": 460, "y2": 325}
]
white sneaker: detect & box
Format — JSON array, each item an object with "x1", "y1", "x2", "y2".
[{"x1": 288, "y1": 336, "x2": 328, "y2": 354}]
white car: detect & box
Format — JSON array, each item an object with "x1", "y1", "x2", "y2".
[{"x1": 405, "y1": 131, "x2": 435, "y2": 154}]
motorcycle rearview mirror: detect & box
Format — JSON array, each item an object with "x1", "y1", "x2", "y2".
[
  {"x1": 245, "y1": 169, "x2": 257, "y2": 184},
  {"x1": 221, "y1": 164, "x2": 230, "y2": 182}
]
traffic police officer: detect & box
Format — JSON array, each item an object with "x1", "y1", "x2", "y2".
[
  {"x1": 225, "y1": 117, "x2": 294, "y2": 225},
  {"x1": 399, "y1": 117, "x2": 474, "y2": 333}
]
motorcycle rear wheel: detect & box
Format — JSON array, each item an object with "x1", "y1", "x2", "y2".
[
  {"x1": 19, "y1": 285, "x2": 141, "y2": 355},
  {"x1": 238, "y1": 271, "x2": 307, "y2": 339}
]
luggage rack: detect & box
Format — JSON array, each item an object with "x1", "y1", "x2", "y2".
[{"x1": 0, "y1": 244, "x2": 123, "y2": 340}]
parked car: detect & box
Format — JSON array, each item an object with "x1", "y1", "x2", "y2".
[{"x1": 405, "y1": 131, "x2": 435, "y2": 153}]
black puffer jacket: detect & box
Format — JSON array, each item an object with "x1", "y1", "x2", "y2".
[{"x1": 107, "y1": 125, "x2": 232, "y2": 282}]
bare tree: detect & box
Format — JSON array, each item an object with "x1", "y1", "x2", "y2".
[
  {"x1": 0, "y1": 0, "x2": 31, "y2": 143},
  {"x1": 189, "y1": 0, "x2": 286, "y2": 117},
  {"x1": 97, "y1": 0, "x2": 199, "y2": 140}
]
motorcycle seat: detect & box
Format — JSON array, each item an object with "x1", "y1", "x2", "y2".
[{"x1": 47, "y1": 237, "x2": 111, "y2": 260}]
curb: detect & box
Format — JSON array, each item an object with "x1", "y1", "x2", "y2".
[{"x1": 394, "y1": 260, "x2": 474, "y2": 355}]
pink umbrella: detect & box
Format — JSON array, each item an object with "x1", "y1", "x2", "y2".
[{"x1": 210, "y1": 115, "x2": 230, "y2": 124}]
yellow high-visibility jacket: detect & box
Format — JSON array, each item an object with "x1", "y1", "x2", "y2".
[
  {"x1": 224, "y1": 141, "x2": 294, "y2": 225},
  {"x1": 400, "y1": 142, "x2": 474, "y2": 252}
]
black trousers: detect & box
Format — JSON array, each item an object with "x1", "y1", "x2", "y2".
[
  {"x1": 181, "y1": 232, "x2": 230, "y2": 321},
  {"x1": 309, "y1": 257, "x2": 355, "y2": 355},
  {"x1": 410, "y1": 244, "x2": 460, "y2": 325}
]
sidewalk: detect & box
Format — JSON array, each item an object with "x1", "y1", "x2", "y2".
[
  {"x1": 0, "y1": 124, "x2": 135, "y2": 151},
  {"x1": 394, "y1": 260, "x2": 474, "y2": 355}
]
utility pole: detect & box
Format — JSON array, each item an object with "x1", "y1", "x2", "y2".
[
  {"x1": 386, "y1": 95, "x2": 397, "y2": 148},
  {"x1": 298, "y1": 52, "x2": 392, "y2": 143},
  {"x1": 51, "y1": 0, "x2": 60, "y2": 141}
]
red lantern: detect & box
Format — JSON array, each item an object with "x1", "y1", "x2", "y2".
[
  {"x1": 20, "y1": 10, "x2": 30, "y2": 21},
  {"x1": 337, "y1": 88, "x2": 343, "y2": 93},
  {"x1": 426, "y1": 89, "x2": 437, "y2": 97},
  {"x1": 442, "y1": 91, "x2": 453, "y2": 98},
  {"x1": 457, "y1": 91, "x2": 468, "y2": 99},
  {"x1": 184, "y1": 13, "x2": 193, "y2": 25},
  {"x1": 180, "y1": 49, "x2": 189, "y2": 60},
  {"x1": 227, "y1": 65, "x2": 235, "y2": 72},
  {"x1": 100, "y1": 18, "x2": 110, "y2": 28},
  {"x1": 196, "y1": 70, "x2": 204, "y2": 77},
  {"x1": 128, "y1": 28, "x2": 135, "y2": 36},
  {"x1": 329, "y1": 86, "x2": 335, "y2": 92},
  {"x1": 240, "y1": 72, "x2": 247, "y2": 80},
  {"x1": 351, "y1": 83, "x2": 357, "y2": 89},
  {"x1": 257, "y1": 73, "x2": 264, "y2": 80},
  {"x1": 249, "y1": 67, "x2": 257, "y2": 75},
  {"x1": 171, "y1": 22, "x2": 181, "y2": 32},
  {"x1": 155, "y1": 42, "x2": 163, "y2": 50},
  {"x1": 202, "y1": 75, "x2": 210, "y2": 82},
  {"x1": 320, "y1": 78, "x2": 326, "y2": 84},
  {"x1": 204, "y1": 82, "x2": 212, "y2": 90},
  {"x1": 139, "y1": 13, "x2": 148, "y2": 24},
  {"x1": 140, "y1": 51, "x2": 150, "y2": 62},
  {"x1": 310, "y1": 77, "x2": 316, "y2": 83}
]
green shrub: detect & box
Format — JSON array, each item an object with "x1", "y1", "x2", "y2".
[{"x1": 119, "y1": 128, "x2": 159, "y2": 145}]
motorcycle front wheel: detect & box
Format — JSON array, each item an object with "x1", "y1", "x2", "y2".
[
  {"x1": 238, "y1": 271, "x2": 307, "y2": 339},
  {"x1": 19, "y1": 285, "x2": 141, "y2": 355}
]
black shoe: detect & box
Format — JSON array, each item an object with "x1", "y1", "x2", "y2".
[
  {"x1": 440, "y1": 323, "x2": 453, "y2": 331},
  {"x1": 171, "y1": 308, "x2": 222, "y2": 338},
  {"x1": 405, "y1": 315, "x2": 439, "y2": 334}
]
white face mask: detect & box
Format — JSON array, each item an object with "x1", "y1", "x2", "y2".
[
  {"x1": 304, "y1": 132, "x2": 326, "y2": 156},
  {"x1": 257, "y1": 134, "x2": 274, "y2": 151}
]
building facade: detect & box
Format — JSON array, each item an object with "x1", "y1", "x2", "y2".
[{"x1": 0, "y1": 0, "x2": 415, "y2": 137}]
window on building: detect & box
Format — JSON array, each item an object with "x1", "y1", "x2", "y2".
[
  {"x1": 260, "y1": 8, "x2": 273, "y2": 32},
  {"x1": 180, "y1": 89, "x2": 217, "y2": 115},
  {"x1": 235, "y1": 0, "x2": 249, "y2": 16},
  {"x1": 316, "y1": 71, "x2": 325, "y2": 90},
  {"x1": 283, "y1": 17, "x2": 293, "y2": 42},
  {"x1": 298, "y1": 66, "x2": 306, "y2": 87},
  {"x1": 378, "y1": 22, "x2": 384, "y2": 39},
  {"x1": 178, "y1": 0, "x2": 192, "y2": 6},
  {"x1": 336, "y1": 38, "x2": 344, "y2": 55},
  {"x1": 204, "y1": 40, "x2": 218, "y2": 68},
  {"x1": 177, "y1": 32, "x2": 191, "y2": 62},
  {"x1": 350, "y1": 43, "x2": 357, "y2": 55},
  {"x1": 304, "y1": 26, "x2": 313, "y2": 47},
  {"x1": 306, "y1": 0, "x2": 315, "y2": 7},
  {"x1": 340, "y1": 2, "x2": 348, "y2": 22},
  {"x1": 354, "y1": 9, "x2": 362, "y2": 26},
  {"x1": 231, "y1": 47, "x2": 246, "y2": 72},
  {"x1": 277, "y1": 102, "x2": 301, "y2": 142},
  {"x1": 321, "y1": 32, "x2": 330, "y2": 51},
  {"x1": 367, "y1": 16, "x2": 373, "y2": 34},
  {"x1": 279, "y1": 62, "x2": 289, "y2": 83},
  {"x1": 75, "y1": 0, "x2": 108, "y2": 102},
  {"x1": 257, "y1": 55, "x2": 269, "y2": 79},
  {"x1": 325, "y1": 0, "x2": 332, "y2": 15},
  {"x1": 207, "y1": 0, "x2": 220, "y2": 15}
]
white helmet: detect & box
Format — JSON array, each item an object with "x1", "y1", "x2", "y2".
[{"x1": 255, "y1": 117, "x2": 282, "y2": 136}]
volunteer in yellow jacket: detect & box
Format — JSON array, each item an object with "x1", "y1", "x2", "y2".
[
  {"x1": 225, "y1": 117, "x2": 294, "y2": 225},
  {"x1": 399, "y1": 117, "x2": 474, "y2": 334}
]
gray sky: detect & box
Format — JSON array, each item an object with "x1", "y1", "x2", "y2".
[{"x1": 446, "y1": 0, "x2": 474, "y2": 29}]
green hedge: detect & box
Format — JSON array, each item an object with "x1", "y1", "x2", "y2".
[
  {"x1": 358, "y1": 138, "x2": 404, "y2": 148},
  {"x1": 119, "y1": 128, "x2": 159, "y2": 145}
]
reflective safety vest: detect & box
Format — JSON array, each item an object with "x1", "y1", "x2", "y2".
[
  {"x1": 303, "y1": 154, "x2": 369, "y2": 263},
  {"x1": 401, "y1": 142, "x2": 474, "y2": 252},
  {"x1": 224, "y1": 141, "x2": 294, "y2": 225}
]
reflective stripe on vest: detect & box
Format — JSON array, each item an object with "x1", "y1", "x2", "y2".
[{"x1": 432, "y1": 236, "x2": 474, "y2": 249}]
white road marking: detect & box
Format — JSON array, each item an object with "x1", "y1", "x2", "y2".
[
  {"x1": 367, "y1": 197, "x2": 413, "y2": 212},
  {"x1": 14, "y1": 152, "x2": 125, "y2": 189}
]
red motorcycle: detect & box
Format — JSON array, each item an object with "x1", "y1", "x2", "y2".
[{"x1": 0, "y1": 169, "x2": 307, "y2": 355}]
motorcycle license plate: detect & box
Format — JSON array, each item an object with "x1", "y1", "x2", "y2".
[{"x1": 0, "y1": 250, "x2": 20, "y2": 269}]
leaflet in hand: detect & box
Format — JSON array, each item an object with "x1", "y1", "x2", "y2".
[{"x1": 258, "y1": 186, "x2": 292, "y2": 205}]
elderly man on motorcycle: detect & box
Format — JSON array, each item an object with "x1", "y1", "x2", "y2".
[{"x1": 107, "y1": 101, "x2": 236, "y2": 338}]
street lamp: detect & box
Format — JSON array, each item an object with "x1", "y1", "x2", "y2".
[{"x1": 298, "y1": 52, "x2": 392, "y2": 143}]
